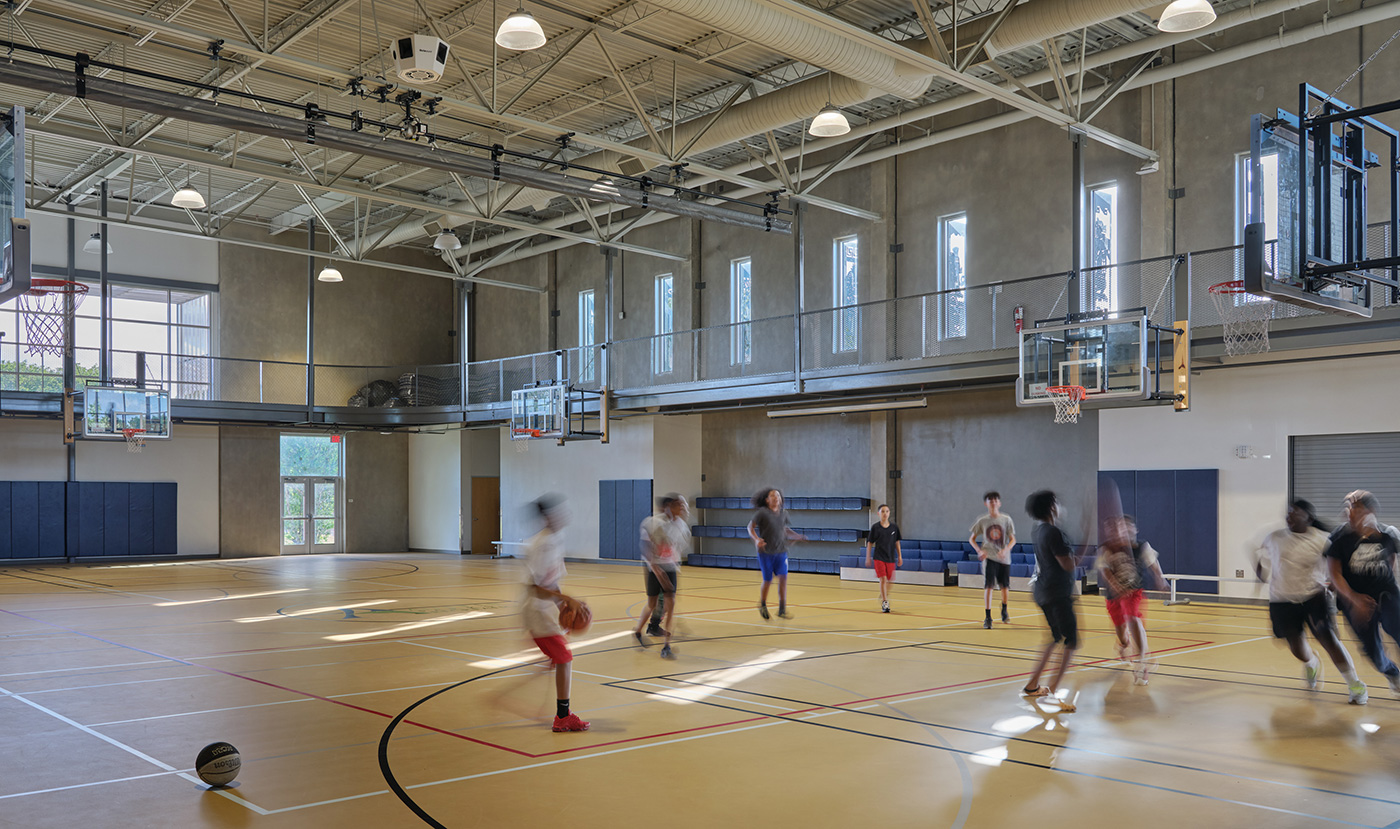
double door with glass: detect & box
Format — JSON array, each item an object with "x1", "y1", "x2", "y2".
[{"x1": 282, "y1": 477, "x2": 341, "y2": 554}]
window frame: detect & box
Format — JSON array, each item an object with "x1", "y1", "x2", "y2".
[
  {"x1": 730, "y1": 257, "x2": 752, "y2": 366},
  {"x1": 651, "y1": 273, "x2": 674, "y2": 375},
  {"x1": 832, "y1": 235, "x2": 859, "y2": 354},
  {"x1": 937, "y1": 212, "x2": 968, "y2": 341},
  {"x1": 577, "y1": 288, "x2": 596, "y2": 383},
  {"x1": 1084, "y1": 181, "x2": 1119, "y2": 313}
]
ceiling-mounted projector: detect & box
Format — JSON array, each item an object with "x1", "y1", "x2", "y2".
[{"x1": 392, "y1": 34, "x2": 450, "y2": 83}]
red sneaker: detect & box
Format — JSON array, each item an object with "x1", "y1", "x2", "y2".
[{"x1": 552, "y1": 713, "x2": 590, "y2": 732}]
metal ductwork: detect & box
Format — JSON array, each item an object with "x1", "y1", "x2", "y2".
[
  {"x1": 987, "y1": 0, "x2": 1164, "y2": 56},
  {"x1": 641, "y1": 0, "x2": 933, "y2": 100}
]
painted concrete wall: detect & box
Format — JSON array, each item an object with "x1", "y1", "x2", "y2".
[
  {"x1": 1100, "y1": 352, "x2": 1400, "y2": 600},
  {"x1": 897, "y1": 389, "x2": 1099, "y2": 545},
  {"x1": 29, "y1": 210, "x2": 219, "y2": 285},
  {"x1": 0, "y1": 419, "x2": 219, "y2": 555},
  {"x1": 461, "y1": 427, "x2": 502, "y2": 553},
  {"x1": 218, "y1": 425, "x2": 282, "y2": 557},
  {"x1": 499, "y1": 418, "x2": 655, "y2": 557},
  {"x1": 409, "y1": 430, "x2": 461, "y2": 553}
]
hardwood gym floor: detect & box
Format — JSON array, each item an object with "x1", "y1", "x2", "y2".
[{"x1": 2, "y1": 554, "x2": 1397, "y2": 828}]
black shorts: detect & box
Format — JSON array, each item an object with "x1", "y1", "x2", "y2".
[
  {"x1": 984, "y1": 560, "x2": 1010, "y2": 589},
  {"x1": 645, "y1": 567, "x2": 678, "y2": 597},
  {"x1": 1039, "y1": 597, "x2": 1079, "y2": 650},
  {"x1": 1269, "y1": 592, "x2": 1336, "y2": 640}
]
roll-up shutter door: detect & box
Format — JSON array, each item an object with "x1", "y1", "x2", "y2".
[{"x1": 1291, "y1": 433, "x2": 1400, "y2": 524}]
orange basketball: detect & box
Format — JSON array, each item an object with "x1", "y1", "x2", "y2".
[{"x1": 558, "y1": 601, "x2": 592, "y2": 634}]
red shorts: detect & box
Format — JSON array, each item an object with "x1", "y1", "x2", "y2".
[
  {"x1": 873, "y1": 560, "x2": 897, "y2": 580},
  {"x1": 533, "y1": 635, "x2": 573, "y2": 665},
  {"x1": 1106, "y1": 589, "x2": 1144, "y2": 627}
]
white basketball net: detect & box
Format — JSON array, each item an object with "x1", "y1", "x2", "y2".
[
  {"x1": 1048, "y1": 388, "x2": 1084, "y2": 424},
  {"x1": 1209, "y1": 282, "x2": 1271, "y2": 357},
  {"x1": 123, "y1": 429, "x2": 146, "y2": 453},
  {"x1": 16, "y1": 281, "x2": 89, "y2": 357}
]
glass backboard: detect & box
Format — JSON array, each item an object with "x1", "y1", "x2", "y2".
[
  {"x1": 1016, "y1": 313, "x2": 1149, "y2": 406},
  {"x1": 83, "y1": 386, "x2": 172, "y2": 439},
  {"x1": 1, "y1": 105, "x2": 29, "y2": 301},
  {"x1": 510, "y1": 384, "x2": 565, "y2": 439}
]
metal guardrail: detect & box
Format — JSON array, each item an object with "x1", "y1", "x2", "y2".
[{"x1": 4, "y1": 236, "x2": 1395, "y2": 413}]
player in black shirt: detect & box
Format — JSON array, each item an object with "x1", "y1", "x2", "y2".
[
  {"x1": 1326, "y1": 490, "x2": 1400, "y2": 697},
  {"x1": 866, "y1": 504, "x2": 903, "y2": 613},
  {"x1": 1022, "y1": 490, "x2": 1080, "y2": 712}
]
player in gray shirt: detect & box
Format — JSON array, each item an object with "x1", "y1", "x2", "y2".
[{"x1": 969, "y1": 491, "x2": 1016, "y2": 628}]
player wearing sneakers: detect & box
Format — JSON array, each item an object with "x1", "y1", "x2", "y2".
[
  {"x1": 748, "y1": 488, "x2": 806, "y2": 620},
  {"x1": 1326, "y1": 490, "x2": 1400, "y2": 699},
  {"x1": 866, "y1": 504, "x2": 902, "y2": 613},
  {"x1": 635, "y1": 494, "x2": 689, "y2": 659},
  {"x1": 1021, "y1": 490, "x2": 1079, "y2": 712},
  {"x1": 970, "y1": 492, "x2": 1016, "y2": 628},
  {"x1": 521, "y1": 495, "x2": 589, "y2": 732},
  {"x1": 1256, "y1": 499, "x2": 1367, "y2": 704},
  {"x1": 1097, "y1": 515, "x2": 1166, "y2": 685}
]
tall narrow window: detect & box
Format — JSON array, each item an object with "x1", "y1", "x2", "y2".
[
  {"x1": 730, "y1": 257, "x2": 752, "y2": 365},
  {"x1": 939, "y1": 213, "x2": 967, "y2": 340},
  {"x1": 578, "y1": 289, "x2": 595, "y2": 383},
  {"x1": 833, "y1": 236, "x2": 858, "y2": 353},
  {"x1": 1085, "y1": 183, "x2": 1118, "y2": 312},
  {"x1": 1236, "y1": 150, "x2": 1279, "y2": 243},
  {"x1": 652, "y1": 274, "x2": 673, "y2": 375}
]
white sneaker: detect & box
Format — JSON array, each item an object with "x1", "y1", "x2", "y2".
[
  {"x1": 1303, "y1": 657, "x2": 1322, "y2": 691},
  {"x1": 1349, "y1": 681, "x2": 1369, "y2": 705}
]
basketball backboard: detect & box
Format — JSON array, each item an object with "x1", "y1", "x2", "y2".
[
  {"x1": 1016, "y1": 312, "x2": 1149, "y2": 407},
  {"x1": 1243, "y1": 85, "x2": 1400, "y2": 317},
  {"x1": 0, "y1": 106, "x2": 30, "y2": 304},
  {"x1": 510, "y1": 384, "x2": 565, "y2": 440},
  {"x1": 83, "y1": 386, "x2": 172, "y2": 440}
]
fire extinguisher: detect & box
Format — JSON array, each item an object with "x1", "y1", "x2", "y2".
[{"x1": 1014, "y1": 305, "x2": 1024, "y2": 333}]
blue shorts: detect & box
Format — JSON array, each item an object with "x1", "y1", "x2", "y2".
[{"x1": 758, "y1": 552, "x2": 789, "y2": 582}]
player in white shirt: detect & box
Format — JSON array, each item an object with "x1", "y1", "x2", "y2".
[
  {"x1": 635, "y1": 494, "x2": 690, "y2": 658},
  {"x1": 521, "y1": 495, "x2": 590, "y2": 731},
  {"x1": 1255, "y1": 499, "x2": 1366, "y2": 704}
]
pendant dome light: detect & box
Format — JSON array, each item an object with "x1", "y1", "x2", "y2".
[
  {"x1": 809, "y1": 104, "x2": 851, "y2": 138},
  {"x1": 171, "y1": 186, "x2": 207, "y2": 209},
  {"x1": 317, "y1": 264, "x2": 344, "y2": 282},
  {"x1": 433, "y1": 229, "x2": 462, "y2": 251},
  {"x1": 1158, "y1": 0, "x2": 1217, "y2": 33},
  {"x1": 83, "y1": 232, "x2": 113, "y2": 255},
  {"x1": 496, "y1": 6, "x2": 547, "y2": 51}
]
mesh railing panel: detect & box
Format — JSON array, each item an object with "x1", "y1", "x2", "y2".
[
  {"x1": 467, "y1": 351, "x2": 564, "y2": 405},
  {"x1": 316, "y1": 362, "x2": 463, "y2": 408}
]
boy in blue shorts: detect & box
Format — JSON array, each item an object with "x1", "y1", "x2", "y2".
[{"x1": 748, "y1": 487, "x2": 806, "y2": 620}]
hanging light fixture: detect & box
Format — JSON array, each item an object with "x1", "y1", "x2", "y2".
[
  {"x1": 171, "y1": 185, "x2": 207, "y2": 210},
  {"x1": 433, "y1": 229, "x2": 462, "y2": 251},
  {"x1": 317, "y1": 264, "x2": 343, "y2": 282},
  {"x1": 1158, "y1": 0, "x2": 1217, "y2": 33},
  {"x1": 809, "y1": 104, "x2": 851, "y2": 138},
  {"x1": 495, "y1": 5, "x2": 546, "y2": 51},
  {"x1": 83, "y1": 232, "x2": 113, "y2": 255}
]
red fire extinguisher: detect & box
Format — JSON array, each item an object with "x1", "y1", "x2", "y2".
[{"x1": 1014, "y1": 305, "x2": 1024, "y2": 333}]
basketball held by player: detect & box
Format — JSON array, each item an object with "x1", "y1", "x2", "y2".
[{"x1": 520, "y1": 494, "x2": 589, "y2": 732}]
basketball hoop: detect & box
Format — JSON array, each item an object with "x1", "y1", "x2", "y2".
[
  {"x1": 16, "y1": 278, "x2": 89, "y2": 357},
  {"x1": 1046, "y1": 386, "x2": 1086, "y2": 424},
  {"x1": 122, "y1": 428, "x2": 147, "y2": 453},
  {"x1": 1208, "y1": 280, "x2": 1271, "y2": 357},
  {"x1": 511, "y1": 427, "x2": 540, "y2": 454}
]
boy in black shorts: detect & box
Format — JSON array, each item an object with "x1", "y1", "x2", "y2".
[
  {"x1": 1021, "y1": 490, "x2": 1078, "y2": 712},
  {"x1": 970, "y1": 491, "x2": 1016, "y2": 628}
]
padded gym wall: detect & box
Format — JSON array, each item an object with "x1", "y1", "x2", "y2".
[
  {"x1": 1099, "y1": 469, "x2": 1219, "y2": 594},
  {"x1": 598, "y1": 479, "x2": 653, "y2": 559}
]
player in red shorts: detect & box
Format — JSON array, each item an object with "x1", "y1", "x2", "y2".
[
  {"x1": 1097, "y1": 515, "x2": 1166, "y2": 685},
  {"x1": 866, "y1": 504, "x2": 903, "y2": 612},
  {"x1": 521, "y1": 494, "x2": 589, "y2": 732}
]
